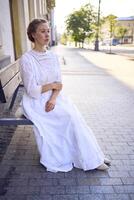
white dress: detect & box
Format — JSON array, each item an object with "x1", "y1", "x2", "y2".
[{"x1": 20, "y1": 49, "x2": 105, "y2": 172}]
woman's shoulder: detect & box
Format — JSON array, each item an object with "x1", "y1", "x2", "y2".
[
  {"x1": 20, "y1": 51, "x2": 36, "y2": 66},
  {"x1": 20, "y1": 50, "x2": 33, "y2": 61}
]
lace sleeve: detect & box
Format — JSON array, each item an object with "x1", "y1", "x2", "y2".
[{"x1": 19, "y1": 54, "x2": 42, "y2": 99}]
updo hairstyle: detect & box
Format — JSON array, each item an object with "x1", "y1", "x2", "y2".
[{"x1": 27, "y1": 18, "x2": 48, "y2": 42}]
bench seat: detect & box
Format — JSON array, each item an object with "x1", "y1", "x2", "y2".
[{"x1": 0, "y1": 117, "x2": 33, "y2": 126}]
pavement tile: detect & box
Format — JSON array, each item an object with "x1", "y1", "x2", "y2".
[
  {"x1": 65, "y1": 185, "x2": 90, "y2": 194},
  {"x1": 113, "y1": 185, "x2": 134, "y2": 193},
  {"x1": 79, "y1": 194, "x2": 105, "y2": 200},
  {"x1": 129, "y1": 171, "x2": 134, "y2": 177},
  {"x1": 6, "y1": 186, "x2": 41, "y2": 195},
  {"x1": 27, "y1": 195, "x2": 52, "y2": 200},
  {"x1": 42, "y1": 171, "x2": 65, "y2": 178},
  {"x1": 0, "y1": 195, "x2": 27, "y2": 200},
  {"x1": 130, "y1": 194, "x2": 134, "y2": 200},
  {"x1": 8, "y1": 178, "x2": 29, "y2": 186},
  {"x1": 77, "y1": 177, "x2": 101, "y2": 185},
  {"x1": 99, "y1": 178, "x2": 123, "y2": 185},
  {"x1": 90, "y1": 185, "x2": 114, "y2": 193},
  {"x1": 108, "y1": 171, "x2": 130, "y2": 178},
  {"x1": 104, "y1": 194, "x2": 131, "y2": 200},
  {"x1": 40, "y1": 186, "x2": 65, "y2": 195},
  {"x1": 121, "y1": 178, "x2": 134, "y2": 185},
  {"x1": 86, "y1": 170, "x2": 109, "y2": 178},
  {"x1": 59, "y1": 178, "x2": 77, "y2": 185},
  {"x1": 53, "y1": 195, "x2": 79, "y2": 200},
  {"x1": 29, "y1": 178, "x2": 58, "y2": 186}
]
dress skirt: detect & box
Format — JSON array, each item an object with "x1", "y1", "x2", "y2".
[{"x1": 22, "y1": 91, "x2": 105, "y2": 173}]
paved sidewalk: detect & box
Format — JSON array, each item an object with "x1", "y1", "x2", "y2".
[
  {"x1": 0, "y1": 46, "x2": 134, "y2": 200},
  {"x1": 84, "y1": 43, "x2": 134, "y2": 59}
]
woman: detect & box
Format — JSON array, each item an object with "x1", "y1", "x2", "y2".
[{"x1": 20, "y1": 18, "x2": 110, "y2": 173}]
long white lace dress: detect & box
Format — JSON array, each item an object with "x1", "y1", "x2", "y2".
[{"x1": 20, "y1": 49, "x2": 105, "y2": 172}]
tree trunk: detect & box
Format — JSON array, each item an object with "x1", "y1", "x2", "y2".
[{"x1": 75, "y1": 41, "x2": 77, "y2": 47}]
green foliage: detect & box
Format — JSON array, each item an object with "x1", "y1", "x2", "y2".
[
  {"x1": 101, "y1": 15, "x2": 128, "y2": 44},
  {"x1": 65, "y1": 3, "x2": 96, "y2": 44},
  {"x1": 103, "y1": 14, "x2": 117, "y2": 37},
  {"x1": 115, "y1": 26, "x2": 128, "y2": 43},
  {"x1": 60, "y1": 33, "x2": 68, "y2": 45}
]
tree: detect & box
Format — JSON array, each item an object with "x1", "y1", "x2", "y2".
[
  {"x1": 101, "y1": 15, "x2": 117, "y2": 53},
  {"x1": 65, "y1": 3, "x2": 96, "y2": 47},
  {"x1": 103, "y1": 15, "x2": 117, "y2": 38},
  {"x1": 115, "y1": 26, "x2": 128, "y2": 44},
  {"x1": 60, "y1": 32, "x2": 68, "y2": 45}
]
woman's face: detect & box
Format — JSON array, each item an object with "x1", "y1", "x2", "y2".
[{"x1": 32, "y1": 22, "x2": 50, "y2": 46}]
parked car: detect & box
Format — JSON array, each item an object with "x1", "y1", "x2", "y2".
[{"x1": 101, "y1": 39, "x2": 119, "y2": 46}]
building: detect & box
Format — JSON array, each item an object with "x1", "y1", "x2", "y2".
[
  {"x1": 100, "y1": 16, "x2": 134, "y2": 45},
  {"x1": 116, "y1": 16, "x2": 134, "y2": 44},
  {"x1": 0, "y1": 0, "x2": 56, "y2": 69}
]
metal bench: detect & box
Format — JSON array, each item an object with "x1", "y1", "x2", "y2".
[{"x1": 0, "y1": 60, "x2": 33, "y2": 126}]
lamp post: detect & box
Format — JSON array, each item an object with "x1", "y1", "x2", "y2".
[{"x1": 94, "y1": 0, "x2": 101, "y2": 51}]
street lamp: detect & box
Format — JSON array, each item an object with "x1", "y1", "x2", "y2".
[{"x1": 94, "y1": 0, "x2": 101, "y2": 51}]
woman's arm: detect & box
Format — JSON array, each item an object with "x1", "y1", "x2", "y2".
[
  {"x1": 20, "y1": 55, "x2": 62, "y2": 99},
  {"x1": 41, "y1": 82, "x2": 62, "y2": 93},
  {"x1": 50, "y1": 89, "x2": 61, "y2": 100},
  {"x1": 45, "y1": 84, "x2": 62, "y2": 112}
]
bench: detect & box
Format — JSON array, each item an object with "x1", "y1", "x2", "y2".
[{"x1": 0, "y1": 60, "x2": 33, "y2": 126}]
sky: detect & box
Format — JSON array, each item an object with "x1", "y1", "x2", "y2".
[{"x1": 54, "y1": 0, "x2": 134, "y2": 33}]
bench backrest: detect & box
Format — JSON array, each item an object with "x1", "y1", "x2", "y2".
[
  {"x1": 0, "y1": 60, "x2": 33, "y2": 126},
  {"x1": 0, "y1": 60, "x2": 21, "y2": 103}
]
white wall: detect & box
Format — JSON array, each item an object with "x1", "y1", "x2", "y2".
[{"x1": 0, "y1": 0, "x2": 15, "y2": 62}]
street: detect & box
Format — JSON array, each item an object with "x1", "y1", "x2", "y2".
[{"x1": 0, "y1": 45, "x2": 134, "y2": 200}]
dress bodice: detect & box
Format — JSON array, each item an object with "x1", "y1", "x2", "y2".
[{"x1": 29, "y1": 50, "x2": 61, "y2": 85}]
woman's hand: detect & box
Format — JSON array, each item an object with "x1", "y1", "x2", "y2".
[
  {"x1": 45, "y1": 98, "x2": 56, "y2": 112},
  {"x1": 44, "y1": 82, "x2": 62, "y2": 112}
]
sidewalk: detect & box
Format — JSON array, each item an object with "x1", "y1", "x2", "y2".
[
  {"x1": 84, "y1": 43, "x2": 134, "y2": 59},
  {"x1": 0, "y1": 45, "x2": 134, "y2": 200}
]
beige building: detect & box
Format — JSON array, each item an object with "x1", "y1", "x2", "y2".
[
  {"x1": 0, "y1": 0, "x2": 55, "y2": 69},
  {"x1": 116, "y1": 17, "x2": 134, "y2": 44},
  {"x1": 100, "y1": 16, "x2": 134, "y2": 45}
]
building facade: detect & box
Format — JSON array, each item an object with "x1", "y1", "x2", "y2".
[
  {"x1": 116, "y1": 17, "x2": 134, "y2": 44},
  {"x1": 0, "y1": 0, "x2": 56, "y2": 69},
  {"x1": 100, "y1": 16, "x2": 134, "y2": 45}
]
